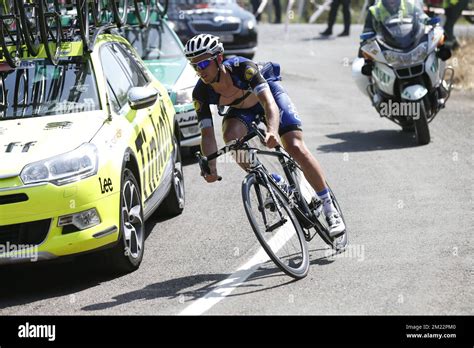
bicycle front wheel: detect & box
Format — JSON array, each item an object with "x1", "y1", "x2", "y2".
[{"x1": 242, "y1": 173, "x2": 309, "y2": 279}]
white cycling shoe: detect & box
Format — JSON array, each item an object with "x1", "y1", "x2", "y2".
[{"x1": 326, "y1": 212, "x2": 346, "y2": 237}]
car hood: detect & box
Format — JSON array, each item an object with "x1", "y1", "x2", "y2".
[
  {"x1": 0, "y1": 112, "x2": 105, "y2": 176},
  {"x1": 145, "y1": 57, "x2": 188, "y2": 90}
]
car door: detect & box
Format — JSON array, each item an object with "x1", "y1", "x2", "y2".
[{"x1": 100, "y1": 43, "x2": 170, "y2": 201}]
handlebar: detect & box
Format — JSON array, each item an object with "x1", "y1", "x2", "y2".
[{"x1": 195, "y1": 122, "x2": 268, "y2": 179}]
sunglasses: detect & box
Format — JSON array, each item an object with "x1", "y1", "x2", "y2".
[{"x1": 191, "y1": 57, "x2": 216, "y2": 71}]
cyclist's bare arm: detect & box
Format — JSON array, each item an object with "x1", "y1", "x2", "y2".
[
  {"x1": 256, "y1": 87, "x2": 280, "y2": 148},
  {"x1": 201, "y1": 127, "x2": 220, "y2": 183}
]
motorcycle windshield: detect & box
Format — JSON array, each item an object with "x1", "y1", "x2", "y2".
[{"x1": 377, "y1": 4, "x2": 425, "y2": 49}]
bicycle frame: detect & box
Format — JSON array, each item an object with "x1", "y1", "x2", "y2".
[{"x1": 196, "y1": 124, "x2": 320, "y2": 231}]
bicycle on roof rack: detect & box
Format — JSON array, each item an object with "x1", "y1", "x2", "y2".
[
  {"x1": 0, "y1": 0, "x2": 168, "y2": 68},
  {"x1": 196, "y1": 122, "x2": 349, "y2": 279}
]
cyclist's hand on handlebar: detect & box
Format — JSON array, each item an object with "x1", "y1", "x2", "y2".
[{"x1": 264, "y1": 130, "x2": 280, "y2": 149}]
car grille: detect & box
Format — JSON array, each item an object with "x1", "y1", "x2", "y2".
[
  {"x1": 190, "y1": 21, "x2": 240, "y2": 33},
  {"x1": 395, "y1": 64, "x2": 424, "y2": 79},
  {"x1": 0, "y1": 193, "x2": 28, "y2": 205},
  {"x1": 0, "y1": 219, "x2": 51, "y2": 246}
]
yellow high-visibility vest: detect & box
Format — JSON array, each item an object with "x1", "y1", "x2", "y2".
[{"x1": 369, "y1": 0, "x2": 415, "y2": 22}]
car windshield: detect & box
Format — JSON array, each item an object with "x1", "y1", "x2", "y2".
[
  {"x1": 125, "y1": 22, "x2": 183, "y2": 60},
  {"x1": 374, "y1": 0, "x2": 426, "y2": 49},
  {"x1": 0, "y1": 56, "x2": 100, "y2": 120}
]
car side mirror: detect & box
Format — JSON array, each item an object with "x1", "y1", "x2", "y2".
[
  {"x1": 360, "y1": 31, "x2": 376, "y2": 41},
  {"x1": 128, "y1": 87, "x2": 160, "y2": 110}
]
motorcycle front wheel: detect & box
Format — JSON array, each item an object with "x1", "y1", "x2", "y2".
[{"x1": 414, "y1": 99, "x2": 430, "y2": 145}]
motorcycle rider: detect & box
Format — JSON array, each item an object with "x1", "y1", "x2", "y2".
[{"x1": 184, "y1": 34, "x2": 345, "y2": 237}]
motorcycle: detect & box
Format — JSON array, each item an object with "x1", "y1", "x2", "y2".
[{"x1": 352, "y1": 2, "x2": 454, "y2": 145}]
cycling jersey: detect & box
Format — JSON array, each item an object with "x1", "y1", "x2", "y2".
[{"x1": 192, "y1": 56, "x2": 302, "y2": 136}]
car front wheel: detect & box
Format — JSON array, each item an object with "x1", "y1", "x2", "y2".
[{"x1": 104, "y1": 168, "x2": 145, "y2": 274}]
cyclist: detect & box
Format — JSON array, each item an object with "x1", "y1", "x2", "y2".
[{"x1": 184, "y1": 34, "x2": 345, "y2": 237}]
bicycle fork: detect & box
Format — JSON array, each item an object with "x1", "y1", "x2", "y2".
[{"x1": 255, "y1": 170, "x2": 288, "y2": 233}]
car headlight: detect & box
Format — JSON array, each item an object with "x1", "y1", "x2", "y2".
[
  {"x1": 176, "y1": 87, "x2": 193, "y2": 105},
  {"x1": 383, "y1": 42, "x2": 428, "y2": 67},
  {"x1": 20, "y1": 143, "x2": 98, "y2": 186},
  {"x1": 245, "y1": 19, "x2": 256, "y2": 30}
]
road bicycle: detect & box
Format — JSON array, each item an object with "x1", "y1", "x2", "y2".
[{"x1": 197, "y1": 122, "x2": 348, "y2": 279}]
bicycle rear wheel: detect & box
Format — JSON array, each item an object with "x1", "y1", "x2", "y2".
[
  {"x1": 155, "y1": 0, "x2": 167, "y2": 16},
  {"x1": 134, "y1": 0, "x2": 150, "y2": 27},
  {"x1": 38, "y1": 0, "x2": 62, "y2": 65},
  {"x1": 0, "y1": 0, "x2": 22, "y2": 67},
  {"x1": 18, "y1": 0, "x2": 41, "y2": 56},
  {"x1": 109, "y1": 0, "x2": 127, "y2": 27},
  {"x1": 242, "y1": 173, "x2": 309, "y2": 279},
  {"x1": 76, "y1": 0, "x2": 90, "y2": 51}
]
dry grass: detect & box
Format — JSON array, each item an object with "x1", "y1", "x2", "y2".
[{"x1": 448, "y1": 37, "x2": 474, "y2": 90}]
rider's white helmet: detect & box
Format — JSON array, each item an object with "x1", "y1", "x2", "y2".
[{"x1": 184, "y1": 34, "x2": 224, "y2": 59}]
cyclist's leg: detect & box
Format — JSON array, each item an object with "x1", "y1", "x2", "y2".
[
  {"x1": 281, "y1": 130, "x2": 327, "y2": 193},
  {"x1": 222, "y1": 108, "x2": 259, "y2": 171},
  {"x1": 270, "y1": 81, "x2": 345, "y2": 235},
  {"x1": 268, "y1": 81, "x2": 328, "y2": 193}
]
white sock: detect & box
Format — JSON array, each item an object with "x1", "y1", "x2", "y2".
[{"x1": 317, "y1": 188, "x2": 337, "y2": 215}]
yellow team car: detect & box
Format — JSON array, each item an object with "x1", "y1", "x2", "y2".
[{"x1": 0, "y1": 31, "x2": 185, "y2": 273}]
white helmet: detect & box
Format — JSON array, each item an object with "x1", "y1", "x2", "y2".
[{"x1": 184, "y1": 34, "x2": 224, "y2": 59}]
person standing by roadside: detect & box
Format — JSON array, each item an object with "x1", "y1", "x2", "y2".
[
  {"x1": 443, "y1": 0, "x2": 469, "y2": 49},
  {"x1": 251, "y1": 0, "x2": 282, "y2": 23},
  {"x1": 320, "y1": 0, "x2": 352, "y2": 36}
]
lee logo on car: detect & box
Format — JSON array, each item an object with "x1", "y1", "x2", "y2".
[{"x1": 99, "y1": 177, "x2": 113, "y2": 194}]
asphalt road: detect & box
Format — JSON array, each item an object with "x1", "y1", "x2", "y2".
[{"x1": 0, "y1": 24, "x2": 472, "y2": 316}]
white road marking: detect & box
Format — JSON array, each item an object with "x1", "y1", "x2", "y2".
[{"x1": 179, "y1": 222, "x2": 297, "y2": 315}]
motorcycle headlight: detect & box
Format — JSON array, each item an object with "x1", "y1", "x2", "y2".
[
  {"x1": 383, "y1": 43, "x2": 428, "y2": 67},
  {"x1": 176, "y1": 87, "x2": 193, "y2": 105},
  {"x1": 20, "y1": 143, "x2": 98, "y2": 186}
]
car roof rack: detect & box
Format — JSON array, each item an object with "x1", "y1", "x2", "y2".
[{"x1": 0, "y1": 0, "x2": 169, "y2": 68}]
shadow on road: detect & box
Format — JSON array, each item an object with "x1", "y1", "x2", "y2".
[
  {"x1": 0, "y1": 217, "x2": 165, "y2": 311},
  {"x1": 0, "y1": 257, "x2": 122, "y2": 310},
  {"x1": 81, "y1": 249, "x2": 334, "y2": 312},
  {"x1": 318, "y1": 129, "x2": 417, "y2": 153},
  {"x1": 301, "y1": 36, "x2": 337, "y2": 42},
  {"x1": 0, "y1": 246, "x2": 334, "y2": 312}
]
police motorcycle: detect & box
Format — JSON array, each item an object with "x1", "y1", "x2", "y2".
[{"x1": 352, "y1": 0, "x2": 454, "y2": 145}]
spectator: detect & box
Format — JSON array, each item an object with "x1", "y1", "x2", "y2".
[
  {"x1": 273, "y1": 0, "x2": 282, "y2": 23},
  {"x1": 251, "y1": 0, "x2": 263, "y2": 21},
  {"x1": 320, "y1": 0, "x2": 352, "y2": 37},
  {"x1": 444, "y1": 0, "x2": 469, "y2": 49},
  {"x1": 251, "y1": 0, "x2": 281, "y2": 23}
]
